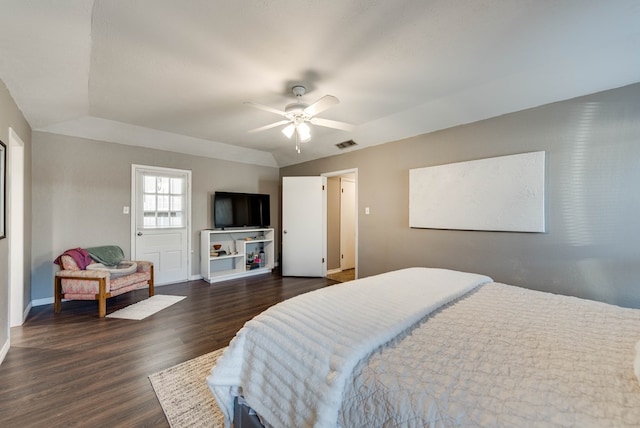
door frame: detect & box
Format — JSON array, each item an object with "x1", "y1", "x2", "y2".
[
  {"x1": 130, "y1": 164, "x2": 192, "y2": 284},
  {"x1": 8, "y1": 128, "x2": 26, "y2": 327},
  {"x1": 322, "y1": 168, "x2": 358, "y2": 279},
  {"x1": 339, "y1": 176, "x2": 356, "y2": 271}
]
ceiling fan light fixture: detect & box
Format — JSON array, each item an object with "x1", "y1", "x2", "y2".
[
  {"x1": 282, "y1": 123, "x2": 295, "y2": 139},
  {"x1": 297, "y1": 122, "x2": 311, "y2": 142}
]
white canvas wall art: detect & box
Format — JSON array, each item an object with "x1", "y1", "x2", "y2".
[{"x1": 409, "y1": 151, "x2": 546, "y2": 232}]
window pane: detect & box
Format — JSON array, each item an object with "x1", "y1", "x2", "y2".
[
  {"x1": 143, "y1": 213, "x2": 156, "y2": 228},
  {"x1": 170, "y1": 212, "x2": 183, "y2": 226},
  {"x1": 157, "y1": 177, "x2": 170, "y2": 194},
  {"x1": 157, "y1": 212, "x2": 170, "y2": 227},
  {"x1": 171, "y1": 195, "x2": 183, "y2": 212},
  {"x1": 143, "y1": 195, "x2": 156, "y2": 211},
  {"x1": 170, "y1": 178, "x2": 183, "y2": 195},
  {"x1": 144, "y1": 176, "x2": 156, "y2": 193},
  {"x1": 157, "y1": 195, "x2": 169, "y2": 211}
]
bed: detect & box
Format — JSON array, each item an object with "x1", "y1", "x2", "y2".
[{"x1": 207, "y1": 268, "x2": 640, "y2": 427}]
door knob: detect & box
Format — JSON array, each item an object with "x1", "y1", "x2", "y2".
[{"x1": 137, "y1": 232, "x2": 143, "y2": 236}]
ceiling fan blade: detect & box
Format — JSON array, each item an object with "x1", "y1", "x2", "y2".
[
  {"x1": 309, "y1": 117, "x2": 355, "y2": 132},
  {"x1": 304, "y1": 95, "x2": 339, "y2": 117},
  {"x1": 244, "y1": 101, "x2": 287, "y2": 117},
  {"x1": 248, "y1": 120, "x2": 290, "y2": 133}
]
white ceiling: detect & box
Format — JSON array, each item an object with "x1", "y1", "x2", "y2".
[{"x1": 0, "y1": 1, "x2": 638, "y2": 167}]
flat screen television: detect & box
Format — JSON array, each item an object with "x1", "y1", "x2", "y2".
[{"x1": 213, "y1": 191, "x2": 271, "y2": 229}]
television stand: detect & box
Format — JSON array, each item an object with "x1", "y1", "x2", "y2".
[{"x1": 200, "y1": 228, "x2": 274, "y2": 283}]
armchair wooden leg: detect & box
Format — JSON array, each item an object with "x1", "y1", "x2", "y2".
[
  {"x1": 148, "y1": 265, "x2": 155, "y2": 297},
  {"x1": 98, "y1": 277, "x2": 107, "y2": 318},
  {"x1": 54, "y1": 276, "x2": 62, "y2": 313}
]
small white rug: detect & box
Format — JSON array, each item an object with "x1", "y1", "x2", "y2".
[{"x1": 106, "y1": 295, "x2": 187, "y2": 320}]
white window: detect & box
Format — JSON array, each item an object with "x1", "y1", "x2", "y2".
[{"x1": 142, "y1": 174, "x2": 185, "y2": 229}]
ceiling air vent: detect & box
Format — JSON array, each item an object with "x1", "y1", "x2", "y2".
[{"x1": 335, "y1": 140, "x2": 357, "y2": 150}]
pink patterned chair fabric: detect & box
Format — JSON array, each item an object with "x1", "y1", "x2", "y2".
[{"x1": 54, "y1": 253, "x2": 154, "y2": 317}]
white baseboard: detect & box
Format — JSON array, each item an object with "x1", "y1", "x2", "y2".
[
  {"x1": 190, "y1": 274, "x2": 203, "y2": 281},
  {"x1": 0, "y1": 338, "x2": 10, "y2": 366},
  {"x1": 32, "y1": 297, "x2": 54, "y2": 307},
  {"x1": 11, "y1": 302, "x2": 32, "y2": 327},
  {"x1": 24, "y1": 302, "x2": 32, "y2": 319},
  {"x1": 155, "y1": 280, "x2": 191, "y2": 287},
  {"x1": 327, "y1": 268, "x2": 342, "y2": 275}
]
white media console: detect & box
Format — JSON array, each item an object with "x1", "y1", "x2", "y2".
[{"x1": 200, "y1": 228, "x2": 274, "y2": 283}]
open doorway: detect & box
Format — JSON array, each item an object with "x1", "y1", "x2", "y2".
[{"x1": 323, "y1": 169, "x2": 357, "y2": 282}]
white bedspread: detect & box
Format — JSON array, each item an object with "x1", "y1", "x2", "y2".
[
  {"x1": 340, "y1": 282, "x2": 640, "y2": 427},
  {"x1": 207, "y1": 267, "x2": 492, "y2": 428}
]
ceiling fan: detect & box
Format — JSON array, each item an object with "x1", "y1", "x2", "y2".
[{"x1": 245, "y1": 85, "x2": 354, "y2": 153}]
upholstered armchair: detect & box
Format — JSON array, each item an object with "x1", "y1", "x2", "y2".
[{"x1": 54, "y1": 248, "x2": 154, "y2": 318}]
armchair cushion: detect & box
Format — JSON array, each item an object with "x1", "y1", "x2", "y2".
[
  {"x1": 86, "y1": 261, "x2": 138, "y2": 277},
  {"x1": 57, "y1": 266, "x2": 151, "y2": 294}
]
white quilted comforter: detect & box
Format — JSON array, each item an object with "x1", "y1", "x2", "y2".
[
  {"x1": 340, "y1": 282, "x2": 640, "y2": 427},
  {"x1": 207, "y1": 267, "x2": 491, "y2": 427},
  {"x1": 208, "y1": 268, "x2": 640, "y2": 427}
]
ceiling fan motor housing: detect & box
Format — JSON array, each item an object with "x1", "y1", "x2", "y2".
[
  {"x1": 285, "y1": 85, "x2": 309, "y2": 117},
  {"x1": 291, "y1": 85, "x2": 306, "y2": 97},
  {"x1": 285, "y1": 102, "x2": 309, "y2": 116}
]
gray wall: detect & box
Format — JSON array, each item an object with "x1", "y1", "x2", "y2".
[
  {"x1": 281, "y1": 82, "x2": 640, "y2": 309},
  {"x1": 32, "y1": 132, "x2": 279, "y2": 300},
  {"x1": 0, "y1": 79, "x2": 32, "y2": 349}
]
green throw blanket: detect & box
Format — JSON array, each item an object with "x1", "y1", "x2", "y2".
[{"x1": 87, "y1": 245, "x2": 125, "y2": 267}]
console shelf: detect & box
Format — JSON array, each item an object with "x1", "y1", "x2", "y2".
[{"x1": 200, "y1": 228, "x2": 274, "y2": 283}]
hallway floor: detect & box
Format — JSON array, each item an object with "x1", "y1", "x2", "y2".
[{"x1": 326, "y1": 268, "x2": 355, "y2": 283}]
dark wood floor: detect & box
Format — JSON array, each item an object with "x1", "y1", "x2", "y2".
[{"x1": 0, "y1": 271, "x2": 337, "y2": 428}]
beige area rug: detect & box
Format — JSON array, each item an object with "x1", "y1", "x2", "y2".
[
  {"x1": 149, "y1": 347, "x2": 227, "y2": 427},
  {"x1": 106, "y1": 295, "x2": 187, "y2": 320}
]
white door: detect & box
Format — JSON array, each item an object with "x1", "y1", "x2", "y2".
[
  {"x1": 132, "y1": 165, "x2": 191, "y2": 285},
  {"x1": 282, "y1": 176, "x2": 326, "y2": 277},
  {"x1": 340, "y1": 178, "x2": 356, "y2": 270}
]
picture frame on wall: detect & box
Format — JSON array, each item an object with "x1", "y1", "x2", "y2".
[{"x1": 0, "y1": 139, "x2": 5, "y2": 239}]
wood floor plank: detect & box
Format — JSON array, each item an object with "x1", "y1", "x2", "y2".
[{"x1": 0, "y1": 272, "x2": 336, "y2": 427}]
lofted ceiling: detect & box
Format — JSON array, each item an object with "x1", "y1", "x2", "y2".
[{"x1": 0, "y1": 0, "x2": 638, "y2": 167}]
